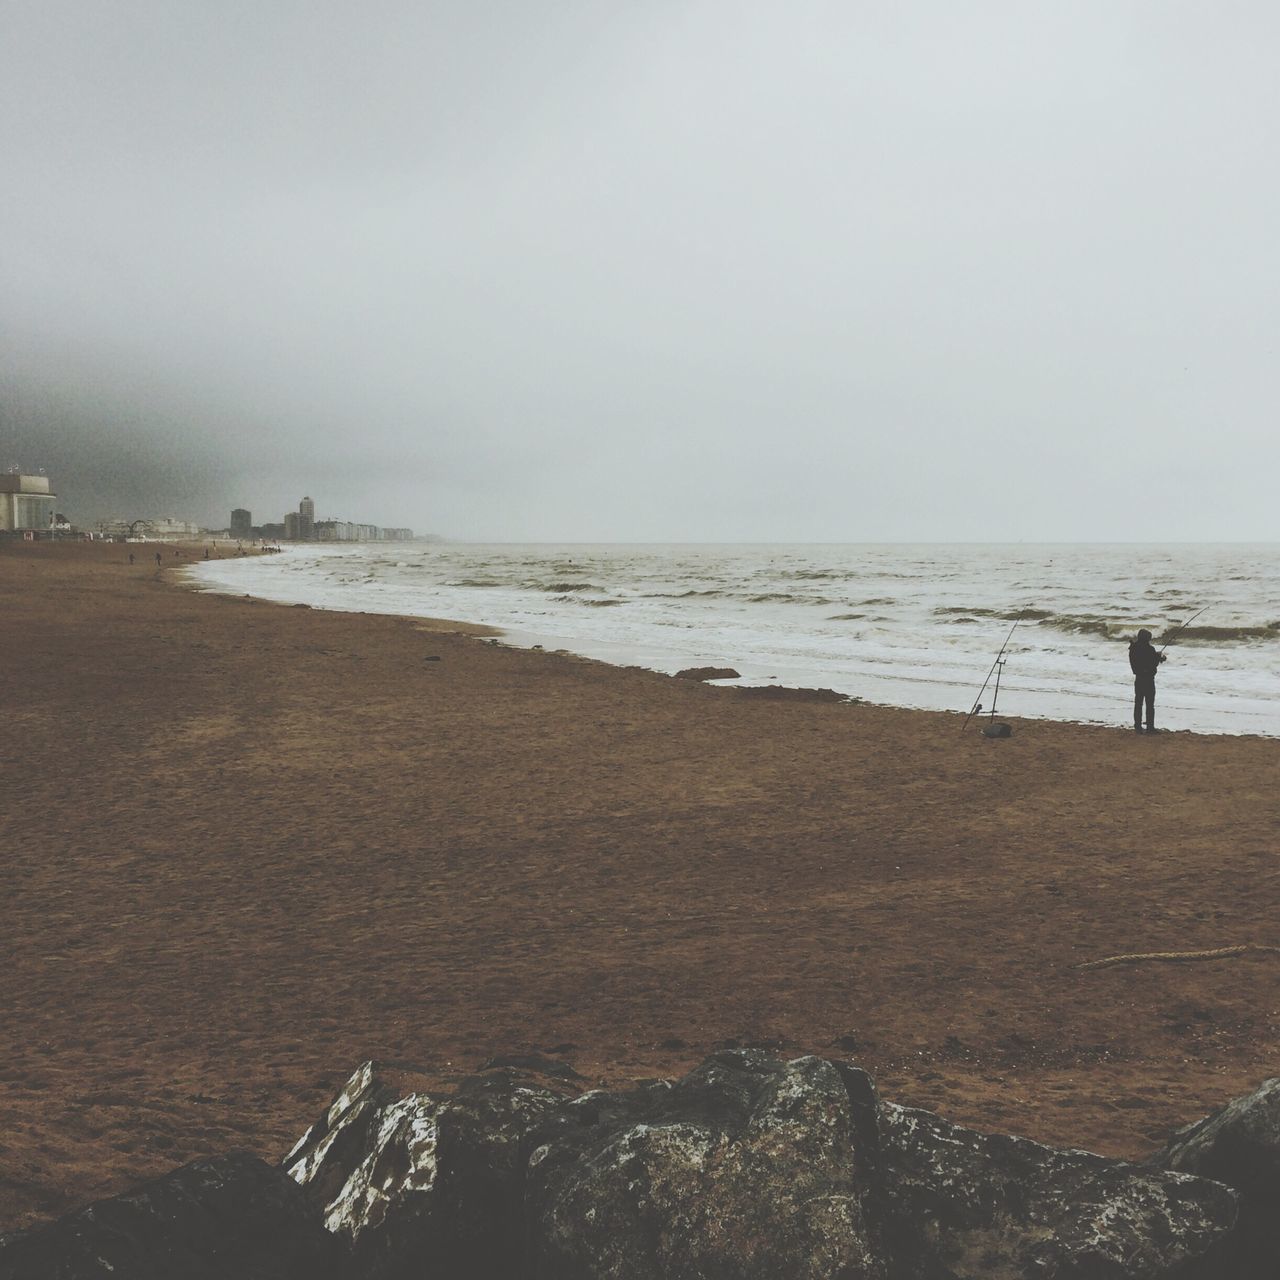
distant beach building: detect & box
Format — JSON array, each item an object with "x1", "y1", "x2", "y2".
[
  {"x1": 230, "y1": 508, "x2": 252, "y2": 539},
  {"x1": 97, "y1": 515, "x2": 201, "y2": 539},
  {"x1": 0, "y1": 472, "x2": 57, "y2": 534},
  {"x1": 314, "y1": 519, "x2": 355, "y2": 542},
  {"x1": 312, "y1": 518, "x2": 414, "y2": 542},
  {"x1": 277, "y1": 495, "x2": 410, "y2": 542},
  {"x1": 150, "y1": 517, "x2": 201, "y2": 537},
  {"x1": 287, "y1": 496, "x2": 315, "y2": 541}
]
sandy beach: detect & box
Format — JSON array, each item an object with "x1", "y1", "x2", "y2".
[{"x1": 2, "y1": 539, "x2": 1278, "y2": 1232}]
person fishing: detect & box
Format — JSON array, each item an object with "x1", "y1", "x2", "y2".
[{"x1": 1128, "y1": 628, "x2": 1166, "y2": 733}]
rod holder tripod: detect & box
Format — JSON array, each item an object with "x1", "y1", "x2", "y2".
[
  {"x1": 960, "y1": 612, "x2": 1024, "y2": 738},
  {"x1": 981, "y1": 655, "x2": 1012, "y2": 737}
]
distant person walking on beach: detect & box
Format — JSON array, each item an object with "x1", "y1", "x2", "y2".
[
  {"x1": 1129, "y1": 628, "x2": 1166, "y2": 733},
  {"x1": 128, "y1": 552, "x2": 134, "y2": 565},
  {"x1": 154, "y1": 551, "x2": 162, "y2": 567}
]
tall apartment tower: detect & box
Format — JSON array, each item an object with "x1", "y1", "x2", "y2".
[
  {"x1": 298, "y1": 495, "x2": 314, "y2": 541},
  {"x1": 230, "y1": 508, "x2": 252, "y2": 538}
]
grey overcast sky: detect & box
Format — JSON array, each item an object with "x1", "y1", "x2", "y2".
[{"x1": 2, "y1": 2, "x2": 1277, "y2": 540}]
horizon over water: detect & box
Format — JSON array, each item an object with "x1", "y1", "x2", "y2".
[{"x1": 190, "y1": 542, "x2": 1280, "y2": 737}]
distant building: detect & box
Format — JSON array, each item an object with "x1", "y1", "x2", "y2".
[
  {"x1": 311, "y1": 519, "x2": 414, "y2": 542},
  {"x1": 0, "y1": 472, "x2": 57, "y2": 533},
  {"x1": 258, "y1": 522, "x2": 285, "y2": 540},
  {"x1": 275, "y1": 495, "x2": 409, "y2": 542},
  {"x1": 230, "y1": 508, "x2": 252, "y2": 538},
  {"x1": 314, "y1": 519, "x2": 356, "y2": 542},
  {"x1": 150, "y1": 517, "x2": 201, "y2": 537},
  {"x1": 296, "y1": 496, "x2": 314, "y2": 540}
]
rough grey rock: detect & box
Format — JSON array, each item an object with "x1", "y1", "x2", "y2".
[
  {"x1": 674, "y1": 666, "x2": 741, "y2": 681},
  {"x1": 4, "y1": 1054, "x2": 1247, "y2": 1280},
  {"x1": 1159, "y1": 1076, "x2": 1280, "y2": 1277},
  {"x1": 878, "y1": 1101, "x2": 1237, "y2": 1279},
  {"x1": 282, "y1": 1059, "x2": 569, "y2": 1279},
  {"x1": 525, "y1": 1050, "x2": 885, "y2": 1279},
  {"x1": 281, "y1": 1050, "x2": 1240, "y2": 1280},
  {"x1": 515, "y1": 1050, "x2": 1236, "y2": 1280},
  {"x1": 0, "y1": 1152, "x2": 346, "y2": 1280}
]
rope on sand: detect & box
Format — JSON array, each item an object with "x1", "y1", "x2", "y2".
[{"x1": 1076, "y1": 944, "x2": 1280, "y2": 971}]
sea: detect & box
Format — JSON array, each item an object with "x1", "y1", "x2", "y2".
[{"x1": 189, "y1": 543, "x2": 1280, "y2": 738}]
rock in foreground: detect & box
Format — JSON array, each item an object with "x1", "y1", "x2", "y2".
[
  {"x1": 284, "y1": 1050, "x2": 1237, "y2": 1279},
  {"x1": 524, "y1": 1053, "x2": 883, "y2": 1278},
  {"x1": 1159, "y1": 1076, "x2": 1280, "y2": 1278},
  {"x1": 878, "y1": 1101, "x2": 1235, "y2": 1279},
  {"x1": 0, "y1": 1152, "x2": 346, "y2": 1280},
  {"x1": 281, "y1": 1058, "x2": 572, "y2": 1278},
  {"x1": 3, "y1": 1051, "x2": 1261, "y2": 1279}
]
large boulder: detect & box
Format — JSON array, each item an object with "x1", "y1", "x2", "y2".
[
  {"x1": 878, "y1": 1102, "x2": 1237, "y2": 1279},
  {"x1": 5, "y1": 1053, "x2": 1244, "y2": 1279},
  {"x1": 282, "y1": 1059, "x2": 570, "y2": 1279},
  {"x1": 524, "y1": 1050, "x2": 885, "y2": 1279},
  {"x1": 1159, "y1": 1076, "x2": 1280, "y2": 1277},
  {"x1": 517, "y1": 1050, "x2": 1236, "y2": 1280},
  {"x1": 0, "y1": 1152, "x2": 346, "y2": 1280}
]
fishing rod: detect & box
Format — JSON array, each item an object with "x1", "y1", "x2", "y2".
[
  {"x1": 960, "y1": 610, "x2": 1026, "y2": 735},
  {"x1": 1159, "y1": 604, "x2": 1211, "y2": 653}
]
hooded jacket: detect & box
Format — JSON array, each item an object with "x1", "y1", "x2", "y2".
[{"x1": 1129, "y1": 636, "x2": 1163, "y2": 680}]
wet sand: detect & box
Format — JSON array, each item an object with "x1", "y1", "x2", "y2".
[{"x1": 2, "y1": 539, "x2": 1278, "y2": 1230}]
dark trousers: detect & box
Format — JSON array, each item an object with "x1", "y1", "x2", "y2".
[{"x1": 1134, "y1": 676, "x2": 1155, "y2": 728}]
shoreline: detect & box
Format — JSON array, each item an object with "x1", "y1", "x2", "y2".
[
  {"x1": 3, "y1": 538, "x2": 1279, "y2": 1230},
  {"x1": 182, "y1": 548, "x2": 1275, "y2": 744}
]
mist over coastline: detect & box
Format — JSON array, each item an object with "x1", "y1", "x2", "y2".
[{"x1": 5, "y1": 4, "x2": 1280, "y2": 541}]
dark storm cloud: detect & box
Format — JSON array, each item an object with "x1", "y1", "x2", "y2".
[{"x1": 3, "y1": 2, "x2": 1279, "y2": 538}]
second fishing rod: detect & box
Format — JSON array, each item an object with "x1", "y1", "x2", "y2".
[{"x1": 960, "y1": 608, "x2": 1027, "y2": 736}]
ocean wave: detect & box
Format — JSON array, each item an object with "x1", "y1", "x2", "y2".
[
  {"x1": 446, "y1": 578, "x2": 507, "y2": 587},
  {"x1": 540, "y1": 582, "x2": 600, "y2": 593},
  {"x1": 554, "y1": 595, "x2": 624, "y2": 607},
  {"x1": 642, "y1": 588, "x2": 728, "y2": 599},
  {"x1": 1038, "y1": 615, "x2": 1280, "y2": 644},
  {"x1": 934, "y1": 606, "x2": 1053, "y2": 621},
  {"x1": 747, "y1": 592, "x2": 835, "y2": 605},
  {"x1": 1042, "y1": 615, "x2": 1132, "y2": 640},
  {"x1": 827, "y1": 612, "x2": 866, "y2": 621},
  {"x1": 1158, "y1": 624, "x2": 1280, "y2": 644}
]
